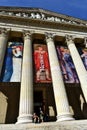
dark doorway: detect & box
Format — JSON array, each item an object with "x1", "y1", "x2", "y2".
[{"x1": 34, "y1": 91, "x2": 43, "y2": 116}]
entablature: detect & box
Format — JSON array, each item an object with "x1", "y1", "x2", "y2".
[{"x1": 0, "y1": 6, "x2": 87, "y2": 31}]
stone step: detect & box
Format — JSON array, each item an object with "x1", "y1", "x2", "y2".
[{"x1": 0, "y1": 120, "x2": 87, "y2": 130}]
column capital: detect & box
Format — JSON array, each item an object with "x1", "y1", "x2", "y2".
[
  {"x1": 84, "y1": 37, "x2": 87, "y2": 48},
  {"x1": 65, "y1": 35, "x2": 75, "y2": 45},
  {"x1": 45, "y1": 32, "x2": 55, "y2": 42},
  {"x1": 0, "y1": 28, "x2": 9, "y2": 37},
  {"x1": 23, "y1": 30, "x2": 34, "y2": 40}
]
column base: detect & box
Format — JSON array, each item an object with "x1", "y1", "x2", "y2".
[
  {"x1": 56, "y1": 114, "x2": 74, "y2": 122},
  {"x1": 16, "y1": 114, "x2": 33, "y2": 124}
]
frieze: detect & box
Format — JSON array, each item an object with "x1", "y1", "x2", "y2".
[{"x1": 0, "y1": 10, "x2": 86, "y2": 27}]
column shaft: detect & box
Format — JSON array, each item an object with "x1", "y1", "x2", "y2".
[
  {"x1": 0, "y1": 28, "x2": 8, "y2": 75},
  {"x1": 46, "y1": 34, "x2": 73, "y2": 121},
  {"x1": 66, "y1": 35, "x2": 87, "y2": 103},
  {"x1": 17, "y1": 31, "x2": 33, "y2": 123}
]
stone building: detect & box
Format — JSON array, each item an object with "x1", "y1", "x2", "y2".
[{"x1": 0, "y1": 6, "x2": 87, "y2": 124}]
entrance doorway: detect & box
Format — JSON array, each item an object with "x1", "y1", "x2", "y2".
[{"x1": 34, "y1": 91, "x2": 44, "y2": 116}]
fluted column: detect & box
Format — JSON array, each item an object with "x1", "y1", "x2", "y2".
[
  {"x1": 84, "y1": 37, "x2": 87, "y2": 48},
  {"x1": 66, "y1": 35, "x2": 87, "y2": 103},
  {"x1": 17, "y1": 31, "x2": 33, "y2": 123},
  {"x1": 45, "y1": 33, "x2": 74, "y2": 121},
  {"x1": 0, "y1": 28, "x2": 8, "y2": 75}
]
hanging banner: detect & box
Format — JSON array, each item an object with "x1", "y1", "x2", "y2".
[
  {"x1": 0, "y1": 42, "x2": 23, "y2": 82},
  {"x1": 34, "y1": 44, "x2": 51, "y2": 83},
  {"x1": 79, "y1": 48, "x2": 87, "y2": 70},
  {"x1": 57, "y1": 46, "x2": 79, "y2": 83}
]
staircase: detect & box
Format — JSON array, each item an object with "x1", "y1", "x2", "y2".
[{"x1": 0, "y1": 120, "x2": 87, "y2": 130}]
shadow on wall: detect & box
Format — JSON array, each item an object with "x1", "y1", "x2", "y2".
[
  {"x1": 0, "y1": 92, "x2": 8, "y2": 124},
  {"x1": 0, "y1": 83, "x2": 20, "y2": 124},
  {"x1": 80, "y1": 94, "x2": 87, "y2": 119},
  {"x1": 66, "y1": 84, "x2": 87, "y2": 120}
]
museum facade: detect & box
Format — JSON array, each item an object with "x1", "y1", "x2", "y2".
[{"x1": 0, "y1": 6, "x2": 87, "y2": 124}]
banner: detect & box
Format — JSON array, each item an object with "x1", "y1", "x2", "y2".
[
  {"x1": 57, "y1": 46, "x2": 79, "y2": 83},
  {"x1": 79, "y1": 48, "x2": 87, "y2": 70},
  {"x1": 34, "y1": 44, "x2": 51, "y2": 83},
  {"x1": 0, "y1": 42, "x2": 23, "y2": 82}
]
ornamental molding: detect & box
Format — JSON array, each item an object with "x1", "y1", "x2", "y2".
[
  {"x1": 23, "y1": 30, "x2": 34, "y2": 40},
  {"x1": 65, "y1": 35, "x2": 75, "y2": 43},
  {"x1": 0, "y1": 28, "x2": 9, "y2": 37},
  {"x1": 0, "y1": 7, "x2": 87, "y2": 27},
  {"x1": 45, "y1": 32, "x2": 55, "y2": 39}
]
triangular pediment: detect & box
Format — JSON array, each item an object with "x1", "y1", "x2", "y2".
[{"x1": 0, "y1": 6, "x2": 87, "y2": 27}]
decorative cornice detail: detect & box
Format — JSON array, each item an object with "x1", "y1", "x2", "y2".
[{"x1": 0, "y1": 9, "x2": 86, "y2": 27}]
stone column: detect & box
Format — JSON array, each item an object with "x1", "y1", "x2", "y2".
[
  {"x1": 0, "y1": 28, "x2": 8, "y2": 75},
  {"x1": 66, "y1": 35, "x2": 87, "y2": 103},
  {"x1": 84, "y1": 37, "x2": 87, "y2": 48},
  {"x1": 45, "y1": 33, "x2": 73, "y2": 121},
  {"x1": 17, "y1": 31, "x2": 33, "y2": 123}
]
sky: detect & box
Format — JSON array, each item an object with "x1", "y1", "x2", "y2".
[{"x1": 0, "y1": 0, "x2": 87, "y2": 20}]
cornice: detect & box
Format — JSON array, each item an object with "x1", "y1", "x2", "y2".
[
  {"x1": 0, "y1": 13, "x2": 87, "y2": 33},
  {"x1": 0, "y1": 6, "x2": 87, "y2": 28}
]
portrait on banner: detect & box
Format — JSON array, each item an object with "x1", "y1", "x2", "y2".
[
  {"x1": 78, "y1": 48, "x2": 87, "y2": 70},
  {"x1": 0, "y1": 42, "x2": 23, "y2": 82},
  {"x1": 34, "y1": 44, "x2": 51, "y2": 83},
  {"x1": 57, "y1": 46, "x2": 79, "y2": 83}
]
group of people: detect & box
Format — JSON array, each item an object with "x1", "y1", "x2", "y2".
[{"x1": 32, "y1": 108, "x2": 48, "y2": 123}]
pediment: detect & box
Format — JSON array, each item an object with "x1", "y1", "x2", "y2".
[{"x1": 0, "y1": 6, "x2": 87, "y2": 27}]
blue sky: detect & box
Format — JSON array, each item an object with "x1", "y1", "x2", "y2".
[{"x1": 0, "y1": 0, "x2": 87, "y2": 20}]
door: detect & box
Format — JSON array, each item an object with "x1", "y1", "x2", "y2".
[{"x1": 34, "y1": 91, "x2": 43, "y2": 115}]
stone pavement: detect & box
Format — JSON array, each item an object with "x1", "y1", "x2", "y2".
[{"x1": 0, "y1": 120, "x2": 87, "y2": 130}]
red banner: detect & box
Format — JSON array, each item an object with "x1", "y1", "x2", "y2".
[{"x1": 34, "y1": 44, "x2": 51, "y2": 83}]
